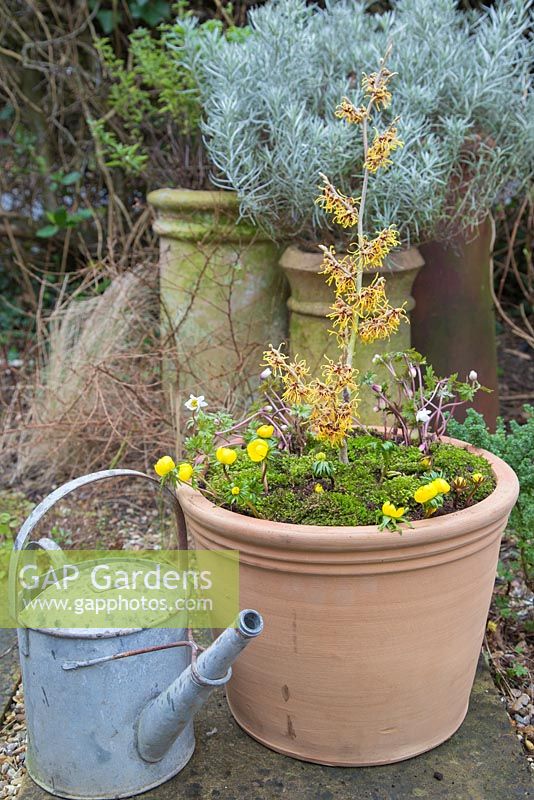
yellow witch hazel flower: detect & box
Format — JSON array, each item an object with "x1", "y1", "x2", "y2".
[
  {"x1": 364, "y1": 123, "x2": 403, "y2": 173},
  {"x1": 351, "y1": 228, "x2": 401, "y2": 271},
  {"x1": 335, "y1": 97, "x2": 368, "y2": 125},
  {"x1": 362, "y1": 66, "x2": 395, "y2": 109},
  {"x1": 316, "y1": 174, "x2": 360, "y2": 228},
  {"x1": 264, "y1": 49, "x2": 406, "y2": 462}
]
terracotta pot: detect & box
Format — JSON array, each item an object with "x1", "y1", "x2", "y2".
[
  {"x1": 280, "y1": 245, "x2": 424, "y2": 424},
  {"x1": 412, "y1": 217, "x2": 499, "y2": 428},
  {"x1": 178, "y1": 440, "x2": 518, "y2": 766},
  {"x1": 148, "y1": 189, "x2": 288, "y2": 437}
]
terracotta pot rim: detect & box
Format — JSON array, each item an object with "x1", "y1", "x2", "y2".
[
  {"x1": 178, "y1": 437, "x2": 519, "y2": 553},
  {"x1": 280, "y1": 243, "x2": 424, "y2": 274}
]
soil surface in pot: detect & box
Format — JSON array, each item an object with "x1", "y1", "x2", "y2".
[{"x1": 206, "y1": 433, "x2": 495, "y2": 526}]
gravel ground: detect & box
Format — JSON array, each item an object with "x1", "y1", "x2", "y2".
[{"x1": 0, "y1": 685, "x2": 25, "y2": 799}]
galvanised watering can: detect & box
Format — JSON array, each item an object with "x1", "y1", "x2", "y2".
[{"x1": 11, "y1": 470, "x2": 263, "y2": 800}]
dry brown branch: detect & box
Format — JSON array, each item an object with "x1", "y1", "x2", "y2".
[{"x1": 492, "y1": 191, "x2": 534, "y2": 350}]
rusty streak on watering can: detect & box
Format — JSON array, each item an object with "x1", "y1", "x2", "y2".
[{"x1": 11, "y1": 469, "x2": 263, "y2": 800}]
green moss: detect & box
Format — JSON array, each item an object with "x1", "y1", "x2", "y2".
[{"x1": 207, "y1": 435, "x2": 495, "y2": 527}]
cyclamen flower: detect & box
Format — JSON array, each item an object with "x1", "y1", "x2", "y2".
[
  {"x1": 185, "y1": 394, "x2": 208, "y2": 412},
  {"x1": 416, "y1": 408, "x2": 431, "y2": 424}
]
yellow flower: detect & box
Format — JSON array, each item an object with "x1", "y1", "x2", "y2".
[
  {"x1": 382, "y1": 501, "x2": 406, "y2": 519},
  {"x1": 314, "y1": 483, "x2": 324, "y2": 494},
  {"x1": 364, "y1": 123, "x2": 403, "y2": 173},
  {"x1": 414, "y1": 483, "x2": 439, "y2": 504},
  {"x1": 231, "y1": 486, "x2": 240, "y2": 496},
  {"x1": 472, "y1": 472, "x2": 485, "y2": 485},
  {"x1": 335, "y1": 97, "x2": 368, "y2": 125},
  {"x1": 216, "y1": 447, "x2": 237, "y2": 466},
  {"x1": 432, "y1": 478, "x2": 451, "y2": 495},
  {"x1": 154, "y1": 456, "x2": 175, "y2": 477},
  {"x1": 352, "y1": 227, "x2": 400, "y2": 271},
  {"x1": 486, "y1": 620, "x2": 497, "y2": 633},
  {"x1": 247, "y1": 439, "x2": 269, "y2": 463},
  {"x1": 315, "y1": 452, "x2": 326, "y2": 462},
  {"x1": 420, "y1": 456, "x2": 432, "y2": 469},
  {"x1": 257, "y1": 424, "x2": 274, "y2": 439},
  {"x1": 358, "y1": 306, "x2": 408, "y2": 344},
  {"x1": 452, "y1": 476, "x2": 468, "y2": 491},
  {"x1": 316, "y1": 174, "x2": 359, "y2": 228},
  {"x1": 362, "y1": 68, "x2": 395, "y2": 109},
  {"x1": 177, "y1": 463, "x2": 193, "y2": 482}
]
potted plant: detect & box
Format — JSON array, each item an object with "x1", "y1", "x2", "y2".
[
  {"x1": 96, "y1": 16, "x2": 288, "y2": 431},
  {"x1": 153, "y1": 57, "x2": 520, "y2": 766},
  {"x1": 185, "y1": 0, "x2": 533, "y2": 424}
]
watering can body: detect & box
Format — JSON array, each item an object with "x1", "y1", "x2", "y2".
[
  {"x1": 12, "y1": 470, "x2": 263, "y2": 800},
  {"x1": 19, "y1": 625, "x2": 195, "y2": 800}
]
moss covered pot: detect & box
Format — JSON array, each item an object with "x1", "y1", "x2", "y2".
[
  {"x1": 178, "y1": 439, "x2": 518, "y2": 766},
  {"x1": 280, "y1": 245, "x2": 423, "y2": 425},
  {"x1": 149, "y1": 188, "x2": 288, "y2": 436}
]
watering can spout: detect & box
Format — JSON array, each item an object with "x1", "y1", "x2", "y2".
[{"x1": 137, "y1": 609, "x2": 263, "y2": 763}]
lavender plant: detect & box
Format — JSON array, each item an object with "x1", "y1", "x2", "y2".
[{"x1": 179, "y1": 0, "x2": 533, "y2": 244}]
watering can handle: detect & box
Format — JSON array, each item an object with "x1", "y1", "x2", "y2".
[
  {"x1": 13, "y1": 469, "x2": 188, "y2": 553},
  {"x1": 9, "y1": 470, "x2": 188, "y2": 627}
]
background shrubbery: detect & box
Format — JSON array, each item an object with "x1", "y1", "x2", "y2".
[{"x1": 0, "y1": 0, "x2": 531, "y2": 483}]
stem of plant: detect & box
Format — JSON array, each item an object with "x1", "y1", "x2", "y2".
[{"x1": 261, "y1": 460, "x2": 269, "y2": 493}]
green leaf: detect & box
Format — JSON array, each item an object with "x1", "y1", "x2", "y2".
[
  {"x1": 36, "y1": 224, "x2": 60, "y2": 238},
  {"x1": 61, "y1": 171, "x2": 82, "y2": 185},
  {"x1": 137, "y1": 0, "x2": 170, "y2": 27},
  {"x1": 96, "y1": 9, "x2": 118, "y2": 34}
]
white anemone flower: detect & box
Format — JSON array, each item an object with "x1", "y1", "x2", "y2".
[
  {"x1": 469, "y1": 370, "x2": 478, "y2": 381},
  {"x1": 185, "y1": 394, "x2": 208, "y2": 412},
  {"x1": 416, "y1": 408, "x2": 431, "y2": 424}
]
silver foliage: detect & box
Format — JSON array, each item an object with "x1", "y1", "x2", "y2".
[{"x1": 176, "y1": 0, "x2": 533, "y2": 245}]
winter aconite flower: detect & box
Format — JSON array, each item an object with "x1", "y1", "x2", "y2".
[
  {"x1": 185, "y1": 394, "x2": 208, "y2": 412},
  {"x1": 247, "y1": 439, "x2": 269, "y2": 463},
  {"x1": 314, "y1": 483, "x2": 324, "y2": 494},
  {"x1": 433, "y1": 478, "x2": 451, "y2": 495},
  {"x1": 154, "y1": 456, "x2": 175, "y2": 477},
  {"x1": 379, "y1": 500, "x2": 410, "y2": 532},
  {"x1": 177, "y1": 463, "x2": 193, "y2": 482},
  {"x1": 216, "y1": 447, "x2": 238, "y2": 466},
  {"x1": 231, "y1": 486, "x2": 240, "y2": 496},
  {"x1": 414, "y1": 483, "x2": 439, "y2": 504},
  {"x1": 257, "y1": 424, "x2": 274, "y2": 439},
  {"x1": 382, "y1": 501, "x2": 406, "y2": 519},
  {"x1": 471, "y1": 473, "x2": 485, "y2": 485},
  {"x1": 414, "y1": 478, "x2": 450, "y2": 507}
]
